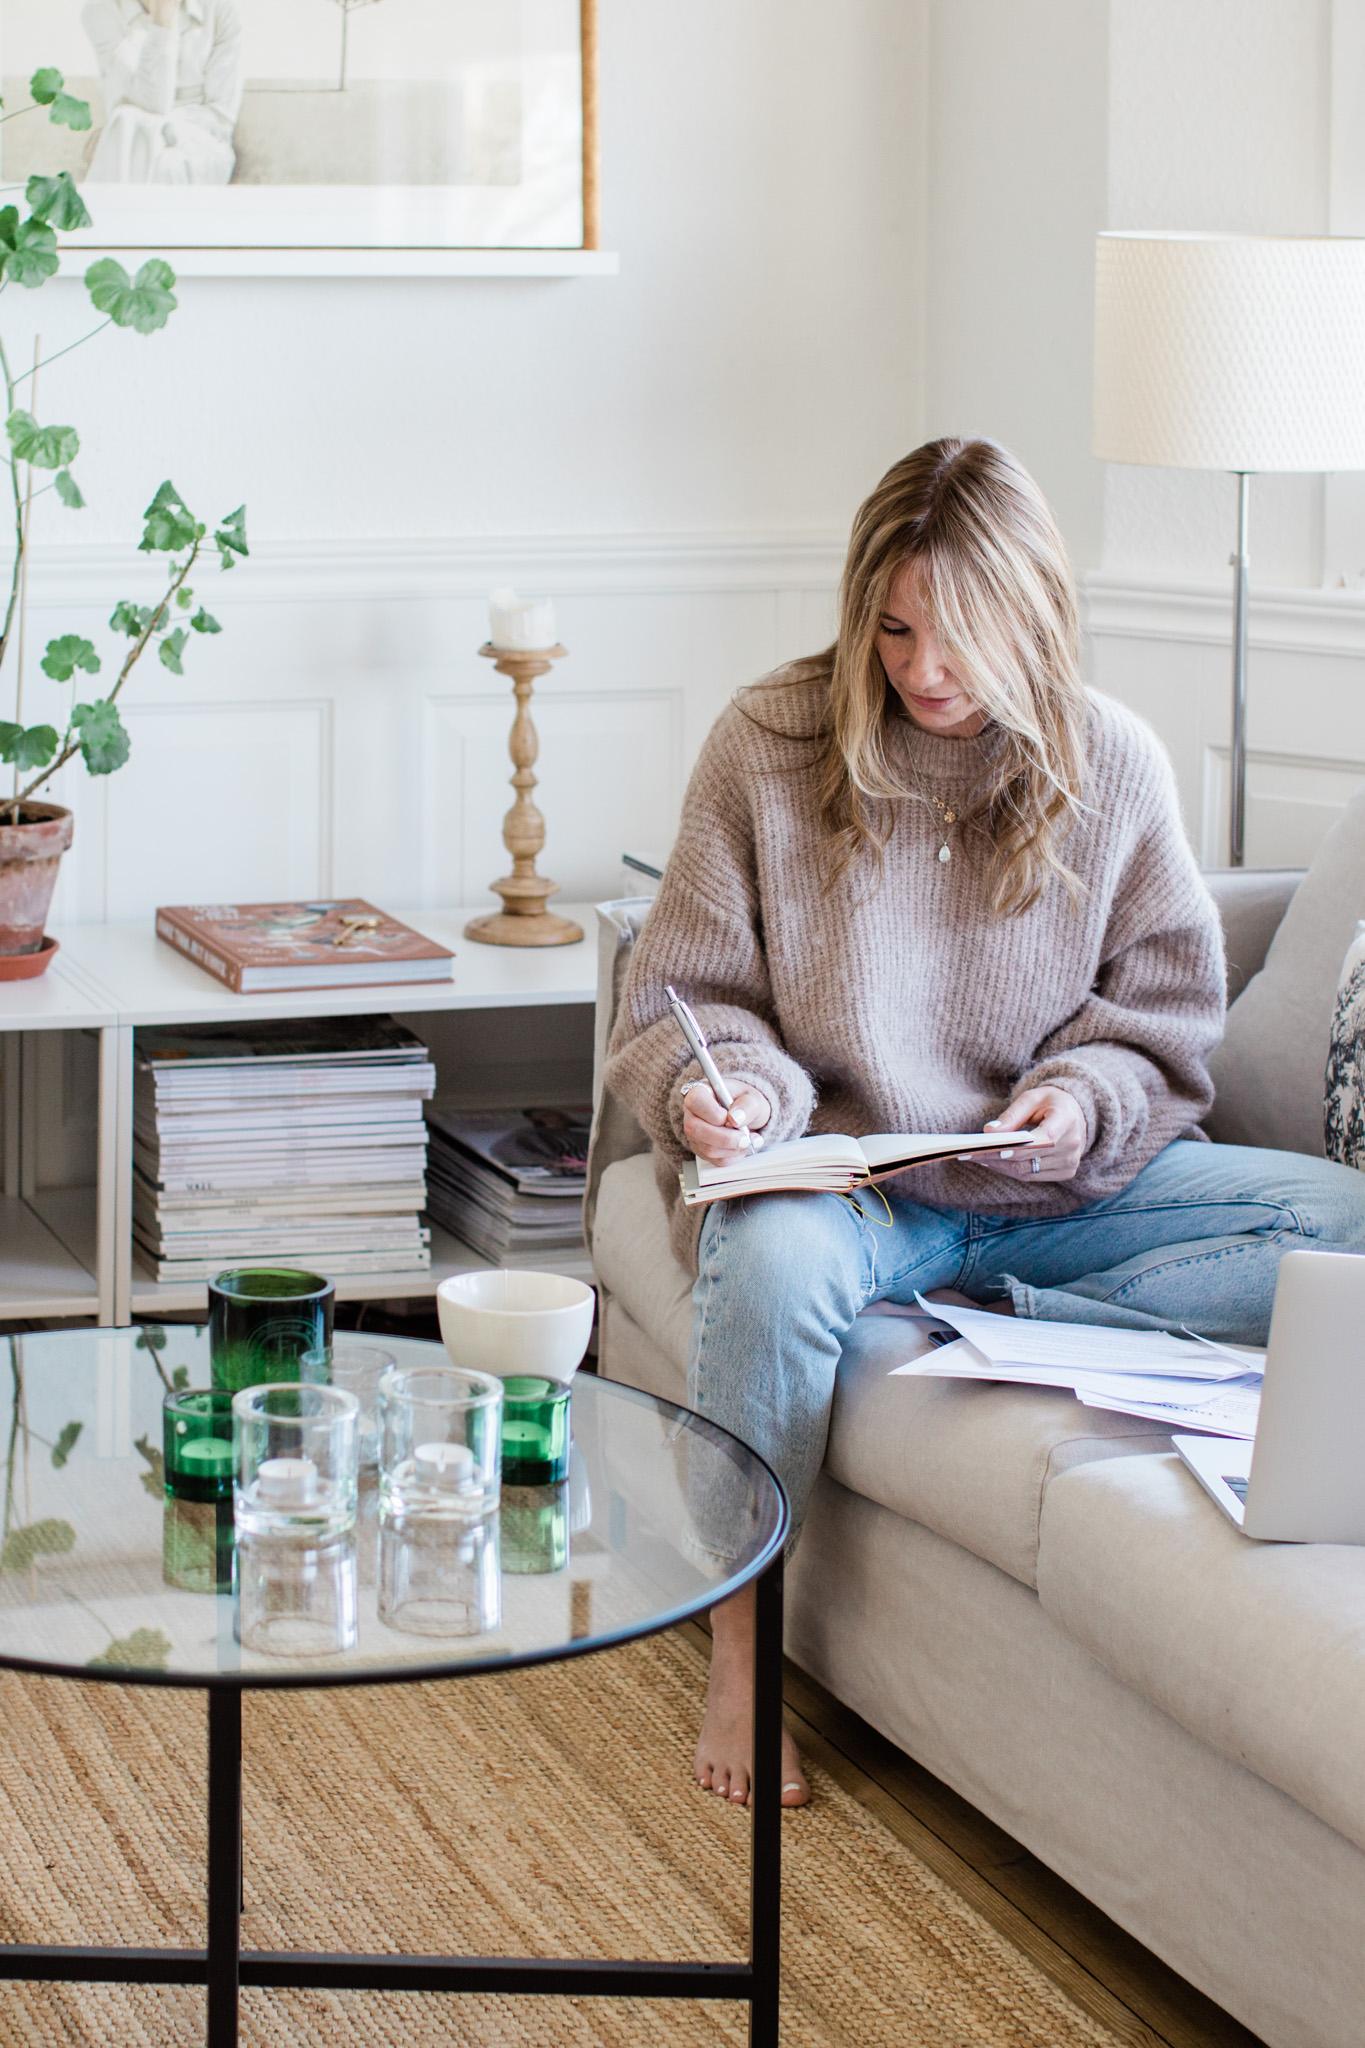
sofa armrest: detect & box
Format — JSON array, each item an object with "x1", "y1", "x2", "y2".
[
  {"x1": 1202, "y1": 868, "x2": 1303, "y2": 998},
  {"x1": 584, "y1": 897, "x2": 655, "y2": 1250}
]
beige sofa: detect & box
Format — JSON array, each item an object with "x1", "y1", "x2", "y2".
[{"x1": 585, "y1": 790, "x2": 1365, "y2": 2048}]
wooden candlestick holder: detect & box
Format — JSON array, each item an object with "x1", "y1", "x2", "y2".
[{"x1": 463, "y1": 642, "x2": 585, "y2": 948}]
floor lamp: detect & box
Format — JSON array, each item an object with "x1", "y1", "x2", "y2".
[{"x1": 1091, "y1": 232, "x2": 1365, "y2": 866}]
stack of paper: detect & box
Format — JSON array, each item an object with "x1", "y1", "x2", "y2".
[
  {"x1": 424, "y1": 1106, "x2": 593, "y2": 1282},
  {"x1": 133, "y1": 1018, "x2": 435, "y2": 1283},
  {"x1": 891, "y1": 1298, "x2": 1264, "y2": 1439}
]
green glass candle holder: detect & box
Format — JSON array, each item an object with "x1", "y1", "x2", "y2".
[
  {"x1": 499, "y1": 1374, "x2": 571, "y2": 1486},
  {"x1": 500, "y1": 1481, "x2": 570, "y2": 1575},
  {"x1": 209, "y1": 1268, "x2": 334, "y2": 1395},
  {"x1": 163, "y1": 1389, "x2": 236, "y2": 1502}
]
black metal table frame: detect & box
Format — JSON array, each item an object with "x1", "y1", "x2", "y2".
[{"x1": 0, "y1": 1551, "x2": 785, "y2": 2046}]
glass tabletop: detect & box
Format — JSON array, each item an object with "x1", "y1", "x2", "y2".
[{"x1": 0, "y1": 1329, "x2": 786, "y2": 1689}]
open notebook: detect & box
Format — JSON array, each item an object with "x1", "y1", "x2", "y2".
[{"x1": 679, "y1": 1129, "x2": 1040, "y2": 1204}]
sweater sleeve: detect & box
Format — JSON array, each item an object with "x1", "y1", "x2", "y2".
[
  {"x1": 604, "y1": 713, "x2": 817, "y2": 1167},
  {"x1": 1015, "y1": 726, "x2": 1225, "y2": 1199}
]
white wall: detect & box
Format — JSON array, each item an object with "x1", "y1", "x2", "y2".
[
  {"x1": 922, "y1": 0, "x2": 1110, "y2": 577},
  {"x1": 12, "y1": 0, "x2": 927, "y2": 924}
]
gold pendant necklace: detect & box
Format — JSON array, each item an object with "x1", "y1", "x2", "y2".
[{"x1": 926, "y1": 793, "x2": 956, "y2": 864}]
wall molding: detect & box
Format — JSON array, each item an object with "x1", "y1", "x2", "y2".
[
  {"x1": 1084, "y1": 570, "x2": 1365, "y2": 660},
  {"x1": 22, "y1": 530, "x2": 849, "y2": 612}
]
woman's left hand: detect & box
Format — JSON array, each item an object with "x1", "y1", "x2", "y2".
[{"x1": 970, "y1": 1085, "x2": 1088, "y2": 1183}]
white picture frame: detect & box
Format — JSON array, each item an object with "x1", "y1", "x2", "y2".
[{"x1": 0, "y1": 0, "x2": 604, "y2": 276}]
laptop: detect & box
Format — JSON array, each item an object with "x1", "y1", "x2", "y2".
[{"x1": 1174, "y1": 1249, "x2": 1365, "y2": 1543}]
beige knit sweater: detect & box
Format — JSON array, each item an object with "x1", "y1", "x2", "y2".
[{"x1": 605, "y1": 672, "x2": 1226, "y2": 1274}]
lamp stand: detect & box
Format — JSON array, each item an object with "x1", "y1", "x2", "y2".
[
  {"x1": 464, "y1": 642, "x2": 584, "y2": 949},
  {"x1": 1229, "y1": 471, "x2": 1250, "y2": 868}
]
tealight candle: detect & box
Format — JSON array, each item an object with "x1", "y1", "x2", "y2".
[
  {"x1": 414, "y1": 1441, "x2": 475, "y2": 1490},
  {"x1": 257, "y1": 1456, "x2": 319, "y2": 1507},
  {"x1": 180, "y1": 1437, "x2": 234, "y2": 1478},
  {"x1": 488, "y1": 587, "x2": 557, "y2": 652}
]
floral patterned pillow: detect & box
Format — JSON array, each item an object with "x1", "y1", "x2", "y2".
[{"x1": 1325, "y1": 921, "x2": 1365, "y2": 1168}]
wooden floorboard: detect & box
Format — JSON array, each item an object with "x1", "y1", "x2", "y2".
[{"x1": 677, "y1": 1620, "x2": 1266, "y2": 2048}]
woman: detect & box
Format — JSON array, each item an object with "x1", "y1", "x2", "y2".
[
  {"x1": 605, "y1": 439, "x2": 1365, "y2": 1809},
  {"x1": 84, "y1": 0, "x2": 242, "y2": 186}
]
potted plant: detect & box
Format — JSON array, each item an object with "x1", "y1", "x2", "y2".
[{"x1": 0, "y1": 68, "x2": 247, "y2": 977}]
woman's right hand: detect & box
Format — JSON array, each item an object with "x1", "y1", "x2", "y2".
[
  {"x1": 149, "y1": 0, "x2": 180, "y2": 25},
  {"x1": 682, "y1": 1082, "x2": 772, "y2": 1166}
]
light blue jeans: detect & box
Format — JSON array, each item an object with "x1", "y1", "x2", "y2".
[{"x1": 687, "y1": 1140, "x2": 1365, "y2": 1558}]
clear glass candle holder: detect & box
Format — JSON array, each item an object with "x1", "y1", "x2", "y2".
[
  {"x1": 500, "y1": 1375, "x2": 571, "y2": 1486},
  {"x1": 378, "y1": 1507, "x2": 501, "y2": 1637},
  {"x1": 310, "y1": 1336, "x2": 396, "y2": 1473},
  {"x1": 378, "y1": 1364, "x2": 502, "y2": 1521},
  {"x1": 232, "y1": 1382, "x2": 359, "y2": 1541},
  {"x1": 210, "y1": 1268, "x2": 335, "y2": 1395},
  {"x1": 163, "y1": 1388, "x2": 235, "y2": 1502},
  {"x1": 235, "y1": 1533, "x2": 358, "y2": 1658}
]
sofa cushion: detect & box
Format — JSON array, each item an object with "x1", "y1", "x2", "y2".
[
  {"x1": 593, "y1": 1152, "x2": 1175, "y2": 1590},
  {"x1": 1206, "y1": 789, "x2": 1365, "y2": 1156},
  {"x1": 593, "y1": 1152, "x2": 695, "y2": 1370},
  {"x1": 1037, "y1": 1452, "x2": 1365, "y2": 1857},
  {"x1": 824, "y1": 1317, "x2": 1176, "y2": 1588}
]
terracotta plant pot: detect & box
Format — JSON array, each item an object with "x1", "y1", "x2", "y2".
[{"x1": 0, "y1": 801, "x2": 73, "y2": 957}]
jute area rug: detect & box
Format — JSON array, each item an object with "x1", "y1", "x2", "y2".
[{"x1": 0, "y1": 1628, "x2": 1123, "y2": 2047}]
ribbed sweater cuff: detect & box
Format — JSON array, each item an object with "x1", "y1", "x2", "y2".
[{"x1": 665, "y1": 1043, "x2": 816, "y2": 1152}]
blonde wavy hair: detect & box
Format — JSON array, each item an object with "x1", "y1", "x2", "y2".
[{"x1": 807, "y1": 438, "x2": 1089, "y2": 916}]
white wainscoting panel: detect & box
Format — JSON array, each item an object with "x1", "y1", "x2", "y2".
[
  {"x1": 21, "y1": 532, "x2": 844, "y2": 927},
  {"x1": 1086, "y1": 573, "x2": 1365, "y2": 868},
  {"x1": 94, "y1": 702, "x2": 331, "y2": 924},
  {"x1": 422, "y1": 689, "x2": 684, "y2": 908}
]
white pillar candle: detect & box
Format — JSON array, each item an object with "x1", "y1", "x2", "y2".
[
  {"x1": 257, "y1": 1456, "x2": 319, "y2": 1506},
  {"x1": 415, "y1": 1440, "x2": 475, "y2": 1490},
  {"x1": 488, "y1": 587, "x2": 557, "y2": 651}
]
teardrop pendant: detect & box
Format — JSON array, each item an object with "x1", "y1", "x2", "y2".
[{"x1": 937, "y1": 843, "x2": 951, "y2": 865}]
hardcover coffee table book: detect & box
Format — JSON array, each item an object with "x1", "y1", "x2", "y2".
[{"x1": 155, "y1": 900, "x2": 455, "y2": 994}]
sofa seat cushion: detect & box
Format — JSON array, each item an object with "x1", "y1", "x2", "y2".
[
  {"x1": 593, "y1": 1152, "x2": 695, "y2": 1370},
  {"x1": 825, "y1": 1317, "x2": 1176, "y2": 1589},
  {"x1": 594, "y1": 1153, "x2": 1175, "y2": 1590},
  {"x1": 1037, "y1": 1453, "x2": 1365, "y2": 1856}
]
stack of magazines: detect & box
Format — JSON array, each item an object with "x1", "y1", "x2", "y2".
[
  {"x1": 424, "y1": 1105, "x2": 593, "y2": 1281},
  {"x1": 133, "y1": 1018, "x2": 436, "y2": 1284}
]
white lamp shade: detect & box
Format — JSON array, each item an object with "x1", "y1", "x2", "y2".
[{"x1": 1093, "y1": 232, "x2": 1365, "y2": 471}]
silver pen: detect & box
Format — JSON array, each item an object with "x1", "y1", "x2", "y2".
[{"x1": 665, "y1": 984, "x2": 759, "y2": 1155}]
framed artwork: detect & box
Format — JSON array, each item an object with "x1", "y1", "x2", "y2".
[{"x1": 0, "y1": 0, "x2": 600, "y2": 267}]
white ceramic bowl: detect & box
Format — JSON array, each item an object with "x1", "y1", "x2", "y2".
[{"x1": 436, "y1": 1270, "x2": 596, "y2": 1385}]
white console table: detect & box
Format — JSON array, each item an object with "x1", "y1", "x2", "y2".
[{"x1": 0, "y1": 908, "x2": 599, "y2": 1327}]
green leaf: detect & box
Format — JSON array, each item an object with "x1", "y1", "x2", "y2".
[
  {"x1": 0, "y1": 722, "x2": 58, "y2": 770},
  {"x1": 54, "y1": 468, "x2": 84, "y2": 510},
  {"x1": 133, "y1": 1432, "x2": 164, "y2": 1498},
  {"x1": 50, "y1": 93, "x2": 92, "y2": 134},
  {"x1": 40, "y1": 634, "x2": 99, "y2": 682},
  {"x1": 171, "y1": 1364, "x2": 190, "y2": 1392},
  {"x1": 87, "y1": 1627, "x2": 170, "y2": 1672},
  {"x1": 2, "y1": 1517, "x2": 75, "y2": 1571},
  {"x1": 0, "y1": 214, "x2": 59, "y2": 290},
  {"x1": 190, "y1": 607, "x2": 221, "y2": 635},
  {"x1": 214, "y1": 505, "x2": 248, "y2": 570},
  {"x1": 9, "y1": 411, "x2": 79, "y2": 470},
  {"x1": 175, "y1": 586, "x2": 193, "y2": 609},
  {"x1": 158, "y1": 628, "x2": 188, "y2": 675},
  {"x1": 72, "y1": 699, "x2": 130, "y2": 776},
  {"x1": 29, "y1": 68, "x2": 62, "y2": 107},
  {"x1": 139, "y1": 479, "x2": 200, "y2": 555},
  {"x1": 86, "y1": 255, "x2": 176, "y2": 334},
  {"x1": 25, "y1": 171, "x2": 92, "y2": 233},
  {"x1": 110, "y1": 600, "x2": 153, "y2": 638},
  {"x1": 135, "y1": 1326, "x2": 167, "y2": 1353},
  {"x1": 51, "y1": 1420, "x2": 82, "y2": 1469}
]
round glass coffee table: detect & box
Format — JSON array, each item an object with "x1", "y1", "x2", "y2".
[{"x1": 0, "y1": 1327, "x2": 788, "y2": 2046}]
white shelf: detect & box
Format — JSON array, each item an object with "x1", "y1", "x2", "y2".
[
  {"x1": 0, "y1": 958, "x2": 118, "y2": 1033},
  {"x1": 50, "y1": 905, "x2": 598, "y2": 1029},
  {"x1": 0, "y1": 1195, "x2": 99, "y2": 1320},
  {"x1": 55, "y1": 248, "x2": 619, "y2": 280}
]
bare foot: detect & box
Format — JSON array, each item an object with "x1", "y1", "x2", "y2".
[{"x1": 693, "y1": 1582, "x2": 810, "y2": 1807}]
